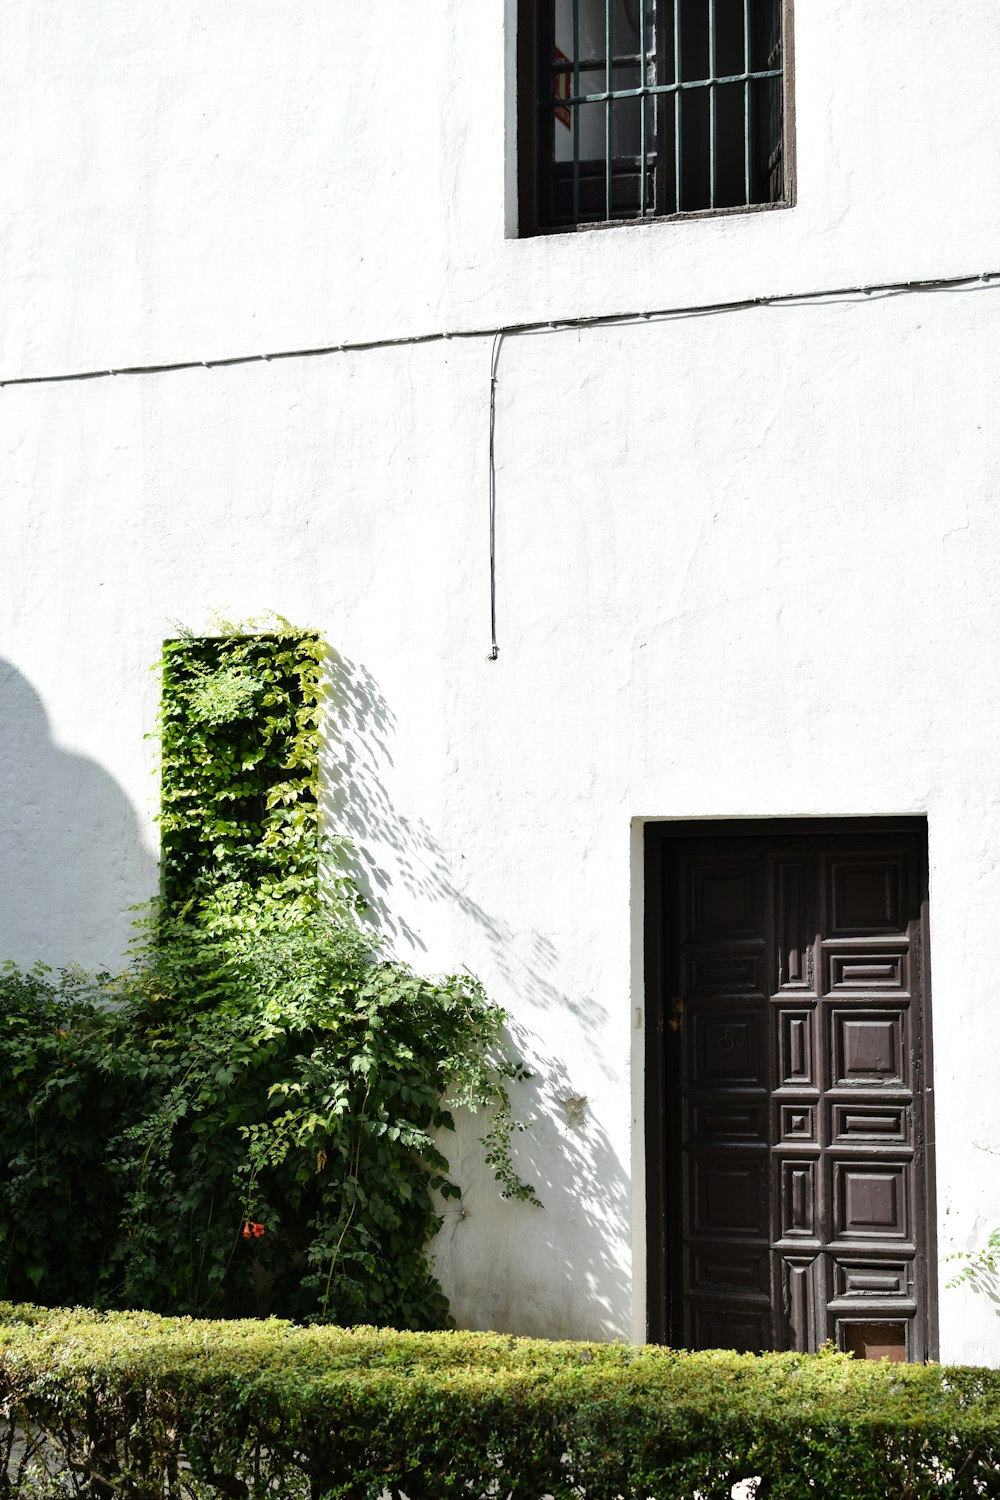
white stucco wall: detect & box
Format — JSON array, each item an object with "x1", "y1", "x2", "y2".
[{"x1": 2, "y1": 0, "x2": 1000, "y2": 1363}]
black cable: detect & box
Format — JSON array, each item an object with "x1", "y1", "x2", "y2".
[
  {"x1": 1, "y1": 267, "x2": 997, "y2": 390},
  {"x1": 4, "y1": 266, "x2": 998, "y2": 663},
  {"x1": 478, "y1": 269, "x2": 1000, "y2": 660},
  {"x1": 487, "y1": 332, "x2": 504, "y2": 661}
]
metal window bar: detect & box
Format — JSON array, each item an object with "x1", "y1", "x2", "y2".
[
  {"x1": 573, "y1": 0, "x2": 581, "y2": 223},
  {"x1": 639, "y1": 0, "x2": 648, "y2": 215},
  {"x1": 708, "y1": 0, "x2": 716, "y2": 209},
  {"x1": 767, "y1": 0, "x2": 784, "y2": 202},
  {"x1": 743, "y1": 0, "x2": 751, "y2": 202},
  {"x1": 544, "y1": 65, "x2": 781, "y2": 110},
  {"x1": 605, "y1": 0, "x2": 613, "y2": 220},
  {"x1": 673, "y1": 0, "x2": 682, "y2": 213}
]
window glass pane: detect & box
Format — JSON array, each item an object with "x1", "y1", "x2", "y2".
[
  {"x1": 612, "y1": 91, "x2": 642, "y2": 158},
  {"x1": 574, "y1": 96, "x2": 607, "y2": 161},
  {"x1": 554, "y1": 0, "x2": 653, "y2": 71},
  {"x1": 610, "y1": 95, "x2": 647, "y2": 216},
  {"x1": 713, "y1": 82, "x2": 747, "y2": 204},
  {"x1": 679, "y1": 1, "x2": 709, "y2": 83},
  {"x1": 550, "y1": 50, "x2": 573, "y2": 120},
  {"x1": 613, "y1": 0, "x2": 651, "y2": 59},
  {"x1": 714, "y1": 0, "x2": 747, "y2": 77},
  {"x1": 750, "y1": 74, "x2": 783, "y2": 201},
  {"x1": 551, "y1": 53, "x2": 606, "y2": 169},
  {"x1": 749, "y1": 0, "x2": 782, "y2": 72},
  {"x1": 679, "y1": 84, "x2": 711, "y2": 210},
  {"x1": 612, "y1": 60, "x2": 642, "y2": 95},
  {"x1": 551, "y1": 86, "x2": 576, "y2": 164},
  {"x1": 553, "y1": 96, "x2": 605, "y2": 169},
  {"x1": 554, "y1": 0, "x2": 604, "y2": 64}
]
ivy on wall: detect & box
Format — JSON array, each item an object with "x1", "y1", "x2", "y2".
[
  {"x1": 0, "y1": 622, "x2": 536, "y2": 1328},
  {"x1": 158, "y1": 629, "x2": 324, "y2": 920}
]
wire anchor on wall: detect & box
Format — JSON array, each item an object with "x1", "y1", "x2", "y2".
[{"x1": 487, "y1": 331, "x2": 504, "y2": 661}]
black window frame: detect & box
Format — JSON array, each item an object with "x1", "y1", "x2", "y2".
[{"x1": 517, "y1": 0, "x2": 795, "y2": 235}]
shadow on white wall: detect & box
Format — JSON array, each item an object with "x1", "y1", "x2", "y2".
[
  {"x1": 320, "y1": 650, "x2": 632, "y2": 1338},
  {"x1": 453, "y1": 1018, "x2": 632, "y2": 1341},
  {"x1": 319, "y1": 653, "x2": 610, "y2": 1043},
  {"x1": 0, "y1": 659, "x2": 158, "y2": 969}
]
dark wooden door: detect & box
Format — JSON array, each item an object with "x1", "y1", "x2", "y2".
[{"x1": 645, "y1": 822, "x2": 936, "y2": 1360}]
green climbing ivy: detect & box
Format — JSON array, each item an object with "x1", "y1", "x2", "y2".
[
  {"x1": 0, "y1": 622, "x2": 537, "y2": 1328},
  {"x1": 157, "y1": 627, "x2": 325, "y2": 920}
]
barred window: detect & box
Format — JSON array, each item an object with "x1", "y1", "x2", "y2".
[{"x1": 518, "y1": 0, "x2": 790, "y2": 232}]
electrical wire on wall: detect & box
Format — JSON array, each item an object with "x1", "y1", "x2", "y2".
[
  {"x1": 487, "y1": 332, "x2": 505, "y2": 662},
  {"x1": 3, "y1": 268, "x2": 1000, "y2": 663},
  {"x1": 480, "y1": 268, "x2": 1000, "y2": 661}
]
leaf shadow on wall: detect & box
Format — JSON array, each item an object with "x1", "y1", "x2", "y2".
[
  {"x1": 321, "y1": 647, "x2": 516, "y2": 959},
  {"x1": 319, "y1": 650, "x2": 613, "y2": 1056},
  {"x1": 0, "y1": 659, "x2": 158, "y2": 968},
  {"x1": 435, "y1": 1020, "x2": 633, "y2": 1341},
  {"x1": 320, "y1": 651, "x2": 633, "y2": 1337}
]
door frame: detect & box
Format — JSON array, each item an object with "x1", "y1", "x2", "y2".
[{"x1": 643, "y1": 816, "x2": 938, "y2": 1357}]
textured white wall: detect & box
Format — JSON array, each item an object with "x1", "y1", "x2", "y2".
[
  {"x1": 2, "y1": 1, "x2": 1000, "y2": 1362},
  {"x1": 4, "y1": 0, "x2": 1000, "y2": 373}
]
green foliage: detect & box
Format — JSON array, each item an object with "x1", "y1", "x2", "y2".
[
  {"x1": 0, "y1": 622, "x2": 536, "y2": 1329},
  {"x1": 947, "y1": 1228, "x2": 1000, "y2": 1301},
  {"x1": 157, "y1": 625, "x2": 325, "y2": 920},
  {"x1": 4, "y1": 1309, "x2": 1000, "y2": 1500}
]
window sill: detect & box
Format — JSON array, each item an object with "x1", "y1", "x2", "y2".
[{"x1": 518, "y1": 196, "x2": 794, "y2": 240}]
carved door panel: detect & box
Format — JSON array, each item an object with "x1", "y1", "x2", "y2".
[{"x1": 645, "y1": 823, "x2": 935, "y2": 1360}]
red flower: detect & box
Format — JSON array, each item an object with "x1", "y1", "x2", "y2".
[{"x1": 243, "y1": 1220, "x2": 266, "y2": 1239}]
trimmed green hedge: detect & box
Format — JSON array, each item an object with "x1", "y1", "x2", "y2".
[{"x1": 2, "y1": 1305, "x2": 1000, "y2": 1499}]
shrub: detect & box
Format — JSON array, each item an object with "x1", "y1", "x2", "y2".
[
  {"x1": 0, "y1": 939, "x2": 533, "y2": 1328},
  {"x1": 2, "y1": 1307, "x2": 1000, "y2": 1500}
]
